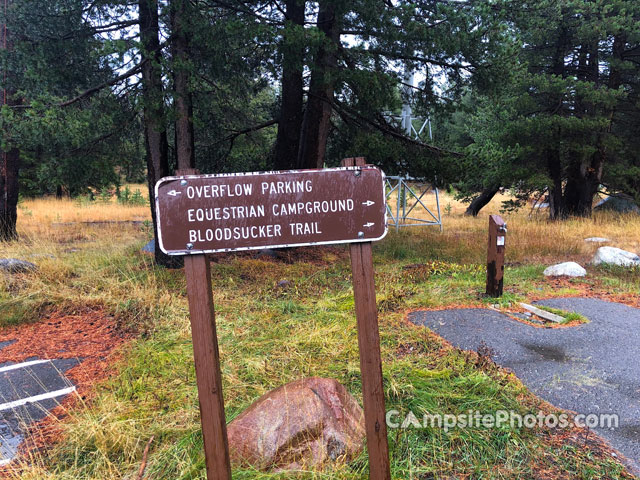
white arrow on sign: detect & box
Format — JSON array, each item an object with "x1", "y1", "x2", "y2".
[
  {"x1": 167, "y1": 190, "x2": 182, "y2": 197},
  {"x1": 362, "y1": 200, "x2": 375, "y2": 206},
  {"x1": 363, "y1": 222, "x2": 375, "y2": 228}
]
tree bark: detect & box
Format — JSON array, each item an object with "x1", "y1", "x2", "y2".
[
  {"x1": 0, "y1": 0, "x2": 19, "y2": 241},
  {"x1": 563, "y1": 41, "x2": 603, "y2": 217},
  {"x1": 547, "y1": 148, "x2": 564, "y2": 220},
  {"x1": 273, "y1": 0, "x2": 305, "y2": 171},
  {"x1": 464, "y1": 186, "x2": 500, "y2": 216},
  {"x1": 171, "y1": 0, "x2": 195, "y2": 170},
  {"x1": 140, "y1": 0, "x2": 182, "y2": 267},
  {"x1": 563, "y1": 159, "x2": 601, "y2": 217},
  {"x1": 546, "y1": 22, "x2": 568, "y2": 220},
  {"x1": 297, "y1": 1, "x2": 339, "y2": 169}
]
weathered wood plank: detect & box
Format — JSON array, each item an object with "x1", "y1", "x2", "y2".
[{"x1": 519, "y1": 303, "x2": 565, "y2": 323}]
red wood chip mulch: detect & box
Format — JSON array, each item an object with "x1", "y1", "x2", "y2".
[{"x1": 0, "y1": 307, "x2": 130, "y2": 457}]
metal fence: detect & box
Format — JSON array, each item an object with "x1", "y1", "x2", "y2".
[{"x1": 385, "y1": 176, "x2": 443, "y2": 232}]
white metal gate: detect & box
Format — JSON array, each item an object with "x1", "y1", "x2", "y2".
[{"x1": 385, "y1": 176, "x2": 443, "y2": 232}]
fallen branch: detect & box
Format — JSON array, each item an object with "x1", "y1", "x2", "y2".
[{"x1": 136, "y1": 435, "x2": 155, "y2": 480}]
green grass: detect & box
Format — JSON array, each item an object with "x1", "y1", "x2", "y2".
[
  {"x1": 534, "y1": 305, "x2": 589, "y2": 324},
  {"x1": 1, "y1": 225, "x2": 637, "y2": 479}
]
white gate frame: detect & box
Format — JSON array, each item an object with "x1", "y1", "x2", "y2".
[{"x1": 385, "y1": 176, "x2": 443, "y2": 232}]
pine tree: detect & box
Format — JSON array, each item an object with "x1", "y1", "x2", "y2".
[{"x1": 454, "y1": 0, "x2": 640, "y2": 218}]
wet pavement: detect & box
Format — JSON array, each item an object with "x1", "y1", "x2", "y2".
[{"x1": 408, "y1": 297, "x2": 640, "y2": 474}]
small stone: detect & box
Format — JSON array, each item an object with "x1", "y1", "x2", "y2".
[
  {"x1": 592, "y1": 247, "x2": 640, "y2": 267},
  {"x1": 543, "y1": 262, "x2": 587, "y2": 277},
  {"x1": 584, "y1": 237, "x2": 610, "y2": 243},
  {"x1": 0, "y1": 258, "x2": 38, "y2": 274},
  {"x1": 28, "y1": 253, "x2": 55, "y2": 259},
  {"x1": 227, "y1": 377, "x2": 365, "y2": 471}
]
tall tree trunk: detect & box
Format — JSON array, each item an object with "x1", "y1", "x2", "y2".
[
  {"x1": 297, "y1": 1, "x2": 339, "y2": 169},
  {"x1": 140, "y1": 0, "x2": 181, "y2": 267},
  {"x1": 0, "y1": 149, "x2": 19, "y2": 242},
  {"x1": 563, "y1": 42, "x2": 602, "y2": 217},
  {"x1": 273, "y1": 0, "x2": 305, "y2": 171},
  {"x1": 547, "y1": 148, "x2": 564, "y2": 220},
  {"x1": 464, "y1": 186, "x2": 500, "y2": 217},
  {"x1": 546, "y1": 22, "x2": 568, "y2": 220},
  {"x1": 171, "y1": 0, "x2": 195, "y2": 170},
  {"x1": 563, "y1": 158, "x2": 601, "y2": 217},
  {"x1": 0, "y1": 0, "x2": 19, "y2": 241}
]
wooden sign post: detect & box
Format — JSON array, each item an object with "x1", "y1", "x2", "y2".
[
  {"x1": 486, "y1": 214, "x2": 507, "y2": 297},
  {"x1": 158, "y1": 162, "x2": 390, "y2": 480},
  {"x1": 178, "y1": 168, "x2": 231, "y2": 479},
  {"x1": 342, "y1": 157, "x2": 391, "y2": 480}
]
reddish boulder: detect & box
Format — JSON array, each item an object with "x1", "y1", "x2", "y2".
[{"x1": 227, "y1": 377, "x2": 365, "y2": 471}]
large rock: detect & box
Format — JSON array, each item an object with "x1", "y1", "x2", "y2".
[
  {"x1": 592, "y1": 247, "x2": 640, "y2": 267},
  {"x1": 594, "y1": 194, "x2": 640, "y2": 214},
  {"x1": 543, "y1": 262, "x2": 587, "y2": 277},
  {"x1": 0, "y1": 258, "x2": 37, "y2": 274},
  {"x1": 227, "y1": 377, "x2": 365, "y2": 471}
]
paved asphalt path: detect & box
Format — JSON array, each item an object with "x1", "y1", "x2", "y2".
[
  {"x1": 0, "y1": 341, "x2": 79, "y2": 465},
  {"x1": 408, "y1": 297, "x2": 640, "y2": 474}
]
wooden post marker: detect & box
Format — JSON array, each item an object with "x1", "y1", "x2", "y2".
[
  {"x1": 486, "y1": 214, "x2": 507, "y2": 297},
  {"x1": 177, "y1": 169, "x2": 232, "y2": 480},
  {"x1": 157, "y1": 163, "x2": 389, "y2": 479},
  {"x1": 342, "y1": 157, "x2": 391, "y2": 480}
]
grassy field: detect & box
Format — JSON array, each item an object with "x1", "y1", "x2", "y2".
[{"x1": 0, "y1": 186, "x2": 638, "y2": 479}]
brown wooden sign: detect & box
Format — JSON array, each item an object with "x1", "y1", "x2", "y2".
[
  {"x1": 155, "y1": 167, "x2": 387, "y2": 255},
  {"x1": 172, "y1": 160, "x2": 391, "y2": 480}
]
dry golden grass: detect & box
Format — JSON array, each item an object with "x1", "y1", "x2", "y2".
[
  {"x1": 18, "y1": 184, "x2": 149, "y2": 224},
  {"x1": 14, "y1": 184, "x2": 151, "y2": 246},
  {"x1": 388, "y1": 185, "x2": 640, "y2": 265},
  {"x1": 0, "y1": 186, "x2": 637, "y2": 479}
]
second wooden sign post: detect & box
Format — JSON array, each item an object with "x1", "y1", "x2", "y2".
[
  {"x1": 159, "y1": 160, "x2": 391, "y2": 479},
  {"x1": 486, "y1": 214, "x2": 507, "y2": 297}
]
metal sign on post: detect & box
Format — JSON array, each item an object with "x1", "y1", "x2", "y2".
[{"x1": 156, "y1": 161, "x2": 391, "y2": 480}]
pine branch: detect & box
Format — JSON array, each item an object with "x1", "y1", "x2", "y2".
[
  {"x1": 333, "y1": 100, "x2": 462, "y2": 157},
  {"x1": 209, "y1": 119, "x2": 279, "y2": 147},
  {"x1": 58, "y1": 61, "x2": 145, "y2": 107},
  {"x1": 11, "y1": 60, "x2": 147, "y2": 110}
]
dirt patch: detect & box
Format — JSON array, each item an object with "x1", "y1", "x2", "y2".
[{"x1": 0, "y1": 307, "x2": 130, "y2": 456}]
